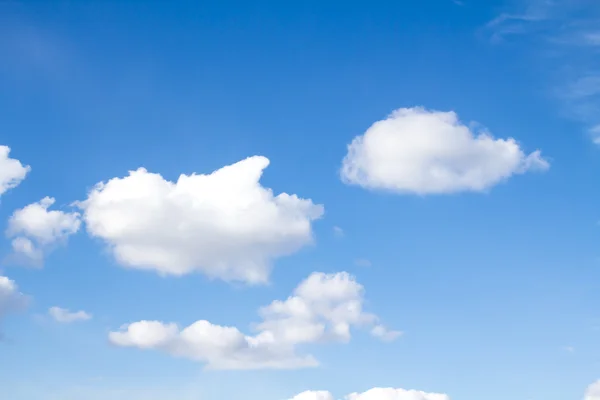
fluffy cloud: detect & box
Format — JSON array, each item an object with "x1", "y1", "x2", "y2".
[
  {"x1": 76, "y1": 156, "x2": 324, "y2": 284},
  {"x1": 585, "y1": 380, "x2": 600, "y2": 400},
  {"x1": 0, "y1": 145, "x2": 30, "y2": 196},
  {"x1": 346, "y1": 388, "x2": 450, "y2": 400},
  {"x1": 0, "y1": 276, "x2": 28, "y2": 322},
  {"x1": 290, "y1": 388, "x2": 450, "y2": 400},
  {"x1": 109, "y1": 272, "x2": 398, "y2": 370},
  {"x1": 48, "y1": 306, "x2": 92, "y2": 323},
  {"x1": 340, "y1": 107, "x2": 549, "y2": 194},
  {"x1": 6, "y1": 197, "x2": 81, "y2": 265},
  {"x1": 291, "y1": 391, "x2": 335, "y2": 400}
]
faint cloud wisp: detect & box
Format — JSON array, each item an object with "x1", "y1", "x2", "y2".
[{"x1": 486, "y1": 0, "x2": 600, "y2": 143}]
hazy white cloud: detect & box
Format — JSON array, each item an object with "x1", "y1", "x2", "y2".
[
  {"x1": 0, "y1": 145, "x2": 30, "y2": 196},
  {"x1": 48, "y1": 306, "x2": 92, "y2": 323},
  {"x1": 585, "y1": 380, "x2": 600, "y2": 400},
  {"x1": 582, "y1": 32, "x2": 600, "y2": 46},
  {"x1": 290, "y1": 387, "x2": 450, "y2": 400},
  {"x1": 333, "y1": 226, "x2": 344, "y2": 238},
  {"x1": 77, "y1": 156, "x2": 323, "y2": 284},
  {"x1": 109, "y1": 271, "x2": 398, "y2": 370},
  {"x1": 0, "y1": 276, "x2": 28, "y2": 322},
  {"x1": 590, "y1": 125, "x2": 600, "y2": 145},
  {"x1": 341, "y1": 107, "x2": 548, "y2": 195},
  {"x1": 370, "y1": 324, "x2": 402, "y2": 342},
  {"x1": 6, "y1": 197, "x2": 81, "y2": 266},
  {"x1": 354, "y1": 259, "x2": 372, "y2": 268}
]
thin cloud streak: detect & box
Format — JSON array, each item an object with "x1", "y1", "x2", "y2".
[{"x1": 486, "y1": 0, "x2": 600, "y2": 143}]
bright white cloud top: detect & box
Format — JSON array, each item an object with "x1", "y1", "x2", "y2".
[
  {"x1": 109, "y1": 271, "x2": 399, "y2": 370},
  {"x1": 48, "y1": 306, "x2": 92, "y2": 323},
  {"x1": 341, "y1": 107, "x2": 549, "y2": 194},
  {"x1": 77, "y1": 156, "x2": 324, "y2": 284},
  {"x1": 0, "y1": 145, "x2": 30, "y2": 196},
  {"x1": 290, "y1": 388, "x2": 450, "y2": 400},
  {"x1": 6, "y1": 197, "x2": 81, "y2": 265},
  {"x1": 0, "y1": 276, "x2": 28, "y2": 322}
]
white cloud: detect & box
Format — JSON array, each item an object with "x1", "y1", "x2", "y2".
[
  {"x1": 109, "y1": 271, "x2": 398, "y2": 370},
  {"x1": 0, "y1": 145, "x2": 30, "y2": 196},
  {"x1": 290, "y1": 388, "x2": 450, "y2": 400},
  {"x1": 346, "y1": 388, "x2": 451, "y2": 400},
  {"x1": 6, "y1": 197, "x2": 81, "y2": 265},
  {"x1": 0, "y1": 275, "x2": 28, "y2": 322},
  {"x1": 585, "y1": 380, "x2": 600, "y2": 400},
  {"x1": 76, "y1": 156, "x2": 324, "y2": 284},
  {"x1": 370, "y1": 325, "x2": 402, "y2": 342},
  {"x1": 333, "y1": 226, "x2": 344, "y2": 238},
  {"x1": 48, "y1": 306, "x2": 92, "y2": 323},
  {"x1": 291, "y1": 391, "x2": 335, "y2": 400},
  {"x1": 340, "y1": 107, "x2": 549, "y2": 194}
]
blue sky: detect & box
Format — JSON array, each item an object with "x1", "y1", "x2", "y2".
[{"x1": 1, "y1": 1, "x2": 600, "y2": 399}]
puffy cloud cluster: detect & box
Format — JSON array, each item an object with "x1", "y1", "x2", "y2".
[
  {"x1": 109, "y1": 272, "x2": 399, "y2": 370},
  {"x1": 0, "y1": 276, "x2": 28, "y2": 322},
  {"x1": 48, "y1": 306, "x2": 92, "y2": 323},
  {"x1": 0, "y1": 145, "x2": 29, "y2": 196},
  {"x1": 77, "y1": 156, "x2": 324, "y2": 284},
  {"x1": 340, "y1": 107, "x2": 549, "y2": 194},
  {"x1": 6, "y1": 197, "x2": 81, "y2": 265},
  {"x1": 290, "y1": 388, "x2": 450, "y2": 400}
]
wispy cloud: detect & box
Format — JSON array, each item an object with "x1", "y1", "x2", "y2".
[
  {"x1": 48, "y1": 307, "x2": 92, "y2": 323},
  {"x1": 564, "y1": 345, "x2": 575, "y2": 353},
  {"x1": 354, "y1": 259, "x2": 372, "y2": 268},
  {"x1": 333, "y1": 226, "x2": 344, "y2": 238},
  {"x1": 486, "y1": 0, "x2": 600, "y2": 142}
]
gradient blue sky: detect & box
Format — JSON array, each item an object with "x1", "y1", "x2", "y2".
[{"x1": 1, "y1": 1, "x2": 600, "y2": 400}]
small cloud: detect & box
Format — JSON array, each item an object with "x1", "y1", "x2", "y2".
[
  {"x1": 589, "y1": 125, "x2": 600, "y2": 145},
  {"x1": 564, "y1": 345, "x2": 575, "y2": 353},
  {"x1": 354, "y1": 259, "x2": 372, "y2": 268},
  {"x1": 0, "y1": 146, "x2": 30, "y2": 197},
  {"x1": 0, "y1": 276, "x2": 29, "y2": 321},
  {"x1": 5, "y1": 197, "x2": 81, "y2": 267},
  {"x1": 370, "y1": 325, "x2": 402, "y2": 342},
  {"x1": 48, "y1": 306, "x2": 92, "y2": 323},
  {"x1": 452, "y1": 0, "x2": 465, "y2": 6},
  {"x1": 333, "y1": 226, "x2": 344, "y2": 238}
]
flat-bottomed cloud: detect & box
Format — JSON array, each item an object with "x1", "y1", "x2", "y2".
[
  {"x1": 340, "y1": 107, "x2": 549, "y2": 194},
  {"x1": 77, "y1": 156, "x2": 324, "y2": 284}
]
